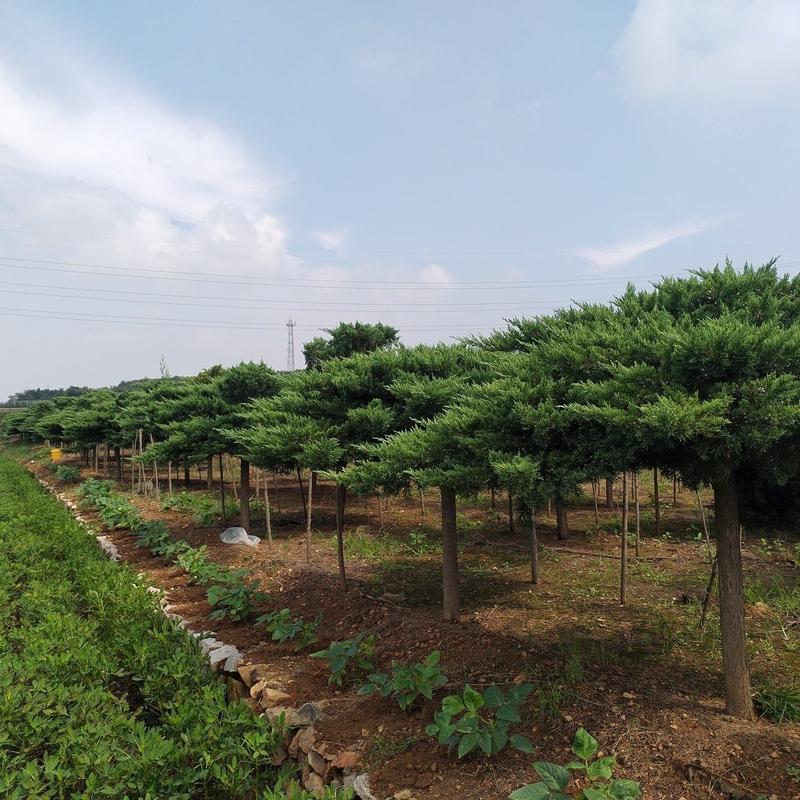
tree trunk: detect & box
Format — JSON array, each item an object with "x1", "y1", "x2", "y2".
[
  {"x1": 700, "y1": 555, "x2": 719, "y2": 629},
  {"x1": 207, "y1": 455, "x2": 213, "y2": 491},
  {"x1": 673, "y1": 475, "x2": 678, "y2": 504},
  {"x1": 440, "y1": 487, "x2": 459, "y2": 622},
  {"x1": 262, "y1": 469, "x2": 273, "y2": 549},
  {"x1": 218, "y1": 454, "x2": 226, "y2": 520},
  {"x1": 167, "y1": 461, "x2": 173, "y2": 495},
  {"x1": 335, "y1": 483, "x2": 348, "y2": 591},
  {"x1": 490, "y1": 488, "x2": 496, "y2": 508},
  {"x1": 508, "y1": 493, "x2": 515, "y2": 533},
  {"x1": 115, "y1": 446, "x2": 122, "y2": 481},
  {"x1": 419, "y1": 486, "x2": 426, "y2": 519},
  {"x1": 305, "y1": 468, "x2": 313, "y2": 563},
  {"x1": 240, "y1": 459, "x2": 251, "y2": 532},
  {"x1": 620, "y1": 471, "x2": 629, "y2": 605},
  {"x1": 184, "y1": 463, "x2": 190, "y2": 488},
  {"x1": 606, "y1": 478, "x2": 614, "y2": 510},
  {"x1": 377, "y1": 493, "x2": 384, "y2": 533},
  {"x1": 527, "y1": 504, "x2": 539, "y2": 585},
  {"x1": 713, "y1": 478, "x2": 754, "y2": 719},
  {"x1": 634, "y1": 472, "x2": 641, "y2": 558},
  {"x1": 653, "y1": 468, "x2": 661, "y2": 536},
  {"x1": 592, "y1": 481, "x2": 599, "y2": 524},
  {"x1": 296, "y1": 466, "x2": 307, "y2": 519},
  {"x1": 556, "y1": 498, "x2": 569, "y2": 540}
]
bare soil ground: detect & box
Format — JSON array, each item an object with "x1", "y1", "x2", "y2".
[{"x1": 26, "y1": 452, "x2": 800, "y2": 800}]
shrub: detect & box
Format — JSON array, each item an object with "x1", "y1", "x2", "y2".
[
  {"x1": 0, "y1": 455, "x2": 283, "y2": 798},
  {"x1": 311, "y1": 633, "x2": 376, "y2": 686},
  {"x1": 162, "y1": 491, "x2": 220, "y2": 527},
  {"x1": 54, "y1": 464, "x2": 81, "y2": 483},
  {"x1": 207, "y1": 580, "x2": 267, "y2": 622},
  {"x1": 256, "y1": 608, "x2": 320, "y2": 650},
  {"x1": 426, "y1": 683, "x2": 533, "y2": 758},
  {"x1": 358, "y1": 650, "x2": 447, "y2": 711},
  {"x1": 509, "y1": 728, "x2": 641, "y2": 800}
]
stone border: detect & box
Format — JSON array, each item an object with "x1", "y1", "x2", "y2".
[{"x1": 30, "y1": 466, "x2": 377, "y2": 800}]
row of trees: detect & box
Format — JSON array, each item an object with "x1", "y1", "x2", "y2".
[{"x1": 5, "y1": 262, "x2": 800, "y2": 721}]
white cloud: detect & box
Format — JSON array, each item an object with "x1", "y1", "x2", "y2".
[
  {"x1": 418, "y1": 264, "x2": 456, "y2": 287},
  {"x1": 312, "y1": 227, "x2": 351, "y2": 253},
  {"x1": 616, "y1": 0, "x2": 800, "y2": 105},
  {"x1": 570, "y1": 219, "x2": 717, "y2": 270}
]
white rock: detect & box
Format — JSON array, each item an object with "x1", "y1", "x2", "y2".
[
  {"x1": 352, "y1": 774, "x2": 379, "y2": 800},
  {"x1": 219, "y1": 526, "x2": 261, "y2": 546},
  {"x1": 208, "y1": 644, "x2": 241, "y2": 671},
  {"x1": 199, "y1": 637, "x2": 224, "y2": 655}
]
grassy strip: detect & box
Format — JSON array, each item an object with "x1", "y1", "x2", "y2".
[{"x1": 0, "y1": 455, "x2": 281, "y2": 799}]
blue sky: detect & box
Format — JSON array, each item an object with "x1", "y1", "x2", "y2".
[{"x1": 2, "y1": 1, "x2": 800, "y2": 397}]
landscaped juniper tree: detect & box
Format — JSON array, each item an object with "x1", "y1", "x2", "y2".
[
  {"x1": 565, "y1": 261, "x2": 800, "y2": 719},
  {"x1": 302, "y1": 321, "x2": 400, "y2": 369}
]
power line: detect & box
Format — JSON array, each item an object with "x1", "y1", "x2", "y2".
[{"x1": 0, "y1": 255, "x2": 673, "y2": 290}]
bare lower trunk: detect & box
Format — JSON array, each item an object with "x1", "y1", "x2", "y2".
[
  {"x1": 700, "y1": 556, "x2": 718, "y2": 629},
  {"x1": 240, "y1": 459, "x2": 251, "y2": 532},
  {"x1": 419, "y1": 486, "x2": 426, "y2": 519},
  {"x1": 115, "y1": 446, "x2": 122, "y2": 481},
  {"x1": 606, "y1": 478, "x2": 614, "y2": 510},
  {"x1": 556, "y1": 499, "x2": 568, "y2": 540},
  {"x1": 527, "y1": 504, "x2": 539, "y2": 585},
  {"x1": 207, "y1": 455, "x2": 213, "y2": 492},
  {"x1": 305, "y1": 468, "x2": 314, "y2": 563},
  {"x1": 440, "y1": 486, "x2": 459, "y2": 622},
  {"x1": 592, "y1": 481, "x2": 598, "y2": 524},
  {"x1": 620, "y1": 471, "x2": 629, "y2": 605},
  {"x1": 218, "y1": 454, "x2": 226, "y2": 520},
  {"x1": 296, "y1": 466, "x2": 307, "y2": 519},
  {"x1": 508, "y1": 494, "x2": 515, "y2": 533},
  {"x1": 634, "y1": 473, "x2": 641, "y2": 558},
  {"x1": 377, "y1": 493, "x2": 384, "y2": 533},
  {"x1": 713, "y1": 477, "x2": 754, "y2": 719},
  {"x1": 653, "y1": 468, "x2": 661, "y2": 536},
  {"x1": 490, "y1": 488, "x2": 496, "y2": 508},
  {"x1": 262, "y1": 470, "x2": 273, "y2": 549},
  {"x1": 335, "y1": 483, "x2": 348, "y2": 591},
  {"x1": 167, "y1": 461, "x2": 173, "y2": 495}
]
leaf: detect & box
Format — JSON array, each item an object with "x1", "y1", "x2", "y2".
[
  {"x1": 477, "y1": 730, "x2": 493, "y2": 755},
  {"x1": 581, "y1": 789, "x2": 609, "y2": 800},
  {"x1": 458, "y1": 732, "x2": 479, "y2": 758},
  {"x1": 483, "y1": 684, "x2": 504, "y2": 708},
  {"x1": 508, "y1": 683, "x2": 534, "y2": 704},
  {"x1": 572, "y1": 727, "x2": 599, "y2": 761},
  {"x1": 586, "y1": 756, "x2": 615, "y2": 780},
  {"x1": 425, "y1": 650, "x2": 441, "y2": 667},
  {"x1": 442, "y1": 695, "x2": 466, "y2": 715},
  {"x1": 508, "y1": 785, "x2": 553, "y2": 800},
  {"x1": 608, "y1": 779, "x2": 642, "y2": 800},
  {"x1": 533, "y1": 762, "x2": 569, "y2": 791},
  {"x1": 496, "y1": 703, "x2": 522, "y2": 723},
  {"x1": 424, "y1": 724, "x2": 439, "y2": 737},
  {"x1": 510, "y1": 734, "x2": 534, "y2": 754},
  {"x1": 463, "y1": 684, "x2": 484, "y2": 712}
]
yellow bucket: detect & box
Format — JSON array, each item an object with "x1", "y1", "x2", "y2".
[{"x1": 50, "y1": 448, "x2": 63, "y2": 462}]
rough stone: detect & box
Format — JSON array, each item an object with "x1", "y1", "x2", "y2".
[
  {"x1": 260, "y1": 687, "x2": 292, "y2": 708},
  {"x1": 238, "y1": 663, "x2": 271, "y2": 688},
  {"x1": 302, "y1": 771, "x2": 325, "y2": 799},
  {"x1": 295, "y1": 725, "x2": 317, "y2": 755},
  {"x1": 208, "y1": 645, "x2": 241, "y2": 672},
  {"x1": 352, "y1": 774, "x2": 379, "y2": 800},
  {"x1": 271, "y1": 744, "x2": 288, "y2": 766},
  {"x1": 295, "y1": 702, "x2": 324, "y2": 725},
  {"x1": 308, "y1": 749, "x2": 328, "y2": 777},
  {"x1": 332, "y1": 750, "x2": 361, "y2": 770},
  {"x1": 265, "y1": 705, "x2": 296, "y2": 726},
  {"x1": 226, "y1": 677, "x2": 249, "y2": 703},
  {"x1": 199, "y1": 637, "x2": 223, "y2": 655},
  {"x1": 394, "y1": 791, "x2": 413, "y2": 800}
]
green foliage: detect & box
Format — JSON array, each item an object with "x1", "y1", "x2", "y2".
[
  {"x1": 425, "y1": 683, "x2": 533, "y2": 758},
  {"x1": 0, "y1": 454, "x2": 282, "y2": 798},
  {"x1": 256, "y1": 608, "x2": 320, "y2": 650},
  {"x1": 754, "y1": 685, "x2": 800, "y2": 723},
  {"x1": 207, "y1": 580, "x2": 267, "y2": 622},
  {"x1": 162, "y1": 491, "x2": 220, "y2": 526},
  {"x1": 78, "y1": 478, "x2": 142, "y2": 530},
  {"x1": 53, "y1": 464, "x2": 81, "y2": 483},
  {"x1": 311, "y1": 633, "x2": 376, "y2": 686},
  {"x1": 303, "y1": 321, "x2": 399, "y2": 369},
  {"x1": 509, "y1": 728, "x2": 641, "y2": 800},
  {"x1": 744, "y1": 576, "x2": 800, "y2": 617},
  {"x1": 358, "y1": 650, "x2": 447, "y2": 711}
]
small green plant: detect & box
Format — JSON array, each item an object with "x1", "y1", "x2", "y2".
[
  {"x1": 358, "y1": 650, "x2": 447, "y2": 711},
  {"x1": 754, "y1": 685, "x2": 800, "y2": 723},
  {"x1": 405, "y1": 528, "x2": 440, "y2": 556},
  {"x1": 54, "y1": 464, "x2": 81, "y2": 483},
  {"x1": 744, "y1": 577, "x2": 800, "y2": 617},
  {"x1": 426, "y1": 683, "x2": 533, "y2": 758},
  {"x1": 256, "y1": 608, "x2": 320, "y2": 650},
  {"x1": 161, "y1": 491, "x2": 220, "y2": 526},
  {"x1": 207, "y1": 579, "x2": 267, "y2": 622},
  {"x1": 509, "y1": 728, "x2": 641, "y2": 799},
  {"x1": 311, "y1": 633, "x2": 376, "y2": 686}
]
